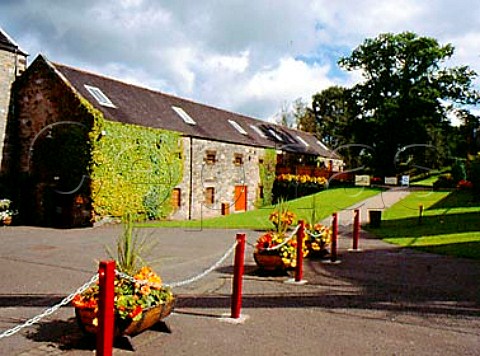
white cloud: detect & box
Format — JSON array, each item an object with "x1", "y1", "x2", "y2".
[
  {"x1": 1, "y1": 0, "x2": 480, "y2": 121},
  {"x1": 245, "y1": 57, "x2": 331, "y2": 100}
]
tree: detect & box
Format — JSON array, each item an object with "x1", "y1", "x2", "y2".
[
  {"x1": 339, "y1": 32, "x2": 479, "y2": 176},
  {"x1": 274, "y1": 99, "x2": 304, "y2": 129},
  {"x1": 310, "y1": 86, "x2": 353, "y2": 149}
]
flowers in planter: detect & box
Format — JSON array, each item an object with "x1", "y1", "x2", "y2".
[
  {"x1": 72, "y1": 266, "x2": 173, "y2": 322},
  {"x1": 254, "y1": 201, "x2": 308, "y2": 269},
  {"x1": 305, "y1": 223, "x2": 332, "y2": 255},
  {"x1": 72, "y1": 215, "x2": 174, "y2": 324},
  {"x1": 0, "y1": 199, "x2": 17, "y2": 225}
]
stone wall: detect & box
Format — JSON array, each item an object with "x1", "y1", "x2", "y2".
[
  {"x1": 9, "y1": 58, "x2": 93, "y2": 226},
  {"x1": 0, "y1": 50, "x2": 26, "y2": 174},
  {"x1": 172, "y1": 137, "x2": 266, "y2": 220}
]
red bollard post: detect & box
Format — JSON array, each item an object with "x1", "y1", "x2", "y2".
[
  {"x1": 231, "y1": 233, "x2": 246, "y2": 319},
  {"x1": 97, "y1": 260, "x2": 115, "y2": 356},
  {"x1": 352, "y1": 209, "x2": 360, "y2": 250},
  {"x1": 295, "y1": 220, "x2": 305, "y2": 282},
  {"x1": 331, "y1": 213, "x2": 338, "y2": 263}
]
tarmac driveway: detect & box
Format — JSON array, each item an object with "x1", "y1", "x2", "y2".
[{"x1": 0, "y1": 223, "x2": 479, "y2": 355}]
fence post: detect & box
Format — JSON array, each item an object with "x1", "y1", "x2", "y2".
[
  {"x1": 295, "y1": 220, "x2": 305, "y2": 282},
  {"x1": 352, "y1": 209, "x2": 360, "y2": 250},
  {"x1": 418, "y1": 204, "x2": 424, "y2": 225},
  {"x1": 97, "y1": 260, "x2": 115, "y2": 356},
  {"x1": 331, "y1": 213, "x2": 338, "y2": 263},
  {"x1": 231, "y1": 233, "x2": 245, "y2": 319}
]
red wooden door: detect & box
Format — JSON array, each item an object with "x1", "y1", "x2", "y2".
[{"x1": 234, "y1": 185, "x2": 247, "y2": 211}]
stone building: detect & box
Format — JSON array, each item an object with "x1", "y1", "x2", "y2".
[
  {"x1": 0, "y1": 28, "x2": 27, "y2": 175},
  {"x1": 4, "y1": 53, "x2": 341, "y2": 226}
]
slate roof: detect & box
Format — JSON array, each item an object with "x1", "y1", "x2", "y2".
[
  {"x1": 40, "y1": 55, "x2": 337, "y2": 158},
  {"x1": 0, "y1": 27, "x2": 27, "y2": 55}
]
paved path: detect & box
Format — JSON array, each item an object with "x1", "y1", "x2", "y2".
[
  {"x1": 321, "y1": 187, "x2": 411, "y2": 227},
  {"x1": 0, "y1": 189, "x2": 479, "y2": 355}
]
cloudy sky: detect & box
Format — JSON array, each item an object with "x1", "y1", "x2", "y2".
[{"x1": 1, "y1": 0, "x2": 480, "y2": 121}]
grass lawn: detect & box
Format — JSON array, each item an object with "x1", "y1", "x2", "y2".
[
  {"x1": 410, "y1": 175, "x2": 438, "y2": 187},
  {"x1": 139, "y1": 187, "x2": 382, "y2": 230},
  {"x1": 367, "y1": 190, "x2": 480, "y2": 260}
]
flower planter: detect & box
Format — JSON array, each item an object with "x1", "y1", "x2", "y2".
[
  {"x1": 253, "y1": 251, "x2": 286, "y2": 271},
  {"x1": 75, "y1": 297, "x2": 175, "y2": 337},
  {"x1": 1, "y1": 216, "x2": 12, "y2": 226}
]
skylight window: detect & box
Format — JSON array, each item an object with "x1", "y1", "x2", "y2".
[
  {"x1": 316, "y1": 140, "x2": 329, "y2": 150},
  {"x1": 268, "y1": 128, "x2": 283, "y2": 141},
  {"x1": 249, "y1": 124, "x2": 266, "y2": 138},
  {"x1": 296, "y1": 135, "x2": 309, "y2": 147},
  {"x1": 84, "y1": 84, "x2": 116, "y2": 108},
  {"x1": 228, "y1": 120, "x2": 248, "y2": 135},
  {"x1": 172, "y1": 106, "x2": 196, "y2": 125}
]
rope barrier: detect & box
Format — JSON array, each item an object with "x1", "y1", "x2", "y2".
[
  {"x1": 167, "y1": 241, "x2": 238, "y2": 288},
  {"x1": 115, "y1": 241, "x2": 238, "y2": 288},
  {"x1": 0, "y1": 273, "x2": 99, "y2": 339},
  {"x1": 0, "y1": 240, "x2": 238, "y2": 340}
]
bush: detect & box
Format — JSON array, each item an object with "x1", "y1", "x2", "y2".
[
  {"x1": 433, "y1": 174, "x2": 456, "y2": 189},
  {"x1": 451, "y1": 160, "x2": 467, "y2": 183},
  {"x1": 470, "y1": 159, "x2": 480, "y2": 195}
]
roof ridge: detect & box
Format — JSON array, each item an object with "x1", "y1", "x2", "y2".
[{"x1": 51, "y1": 60, "x2": 271, "y2": 124}]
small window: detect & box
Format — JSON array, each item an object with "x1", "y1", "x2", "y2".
[
  {"x1": 250, "y1": 124, "x2": 266, "y2": 138},
  {"x1": 205, "y1": 150, "x2": 216, "y2": 164},
  {"x1": 296, "y1": 135, "x2": 309, "y2": 147},
  {"x1": 268, "y1": 128, "x2": 283, "y2": 141},
  {"x1": 258, "y1": 185, "x2": 264, "y2": 199},
  {"x1": 172, "y1": 106, "x2": 197, "y2": 125},
  {"x1": 228, "y1": 120, "x2": 248, "y2": 135},
  {"x1": 205, "y1": 187, "x2": 215, "y2": 205},
  {"x1": 84, "y1": 85, "x2": 116, "y2": 108},
  {"x1": 234, "y1": 153, "x2": 244, "y2": 165}
]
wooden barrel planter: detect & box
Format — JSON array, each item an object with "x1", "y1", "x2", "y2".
[
  {"x1": 253, "y1": 251, "x2": 286, "y2": 271},
  {"x1": 75, "y1": 297, "x2": 175, "y2": 337}
]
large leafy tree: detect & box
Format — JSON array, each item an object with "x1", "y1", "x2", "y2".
[
  {"x1": 339, "y1": 32, "x2": 479, "y2": 175},
  {"x1": 297, "y1": 86, "x2": 354, "y2": 149}
]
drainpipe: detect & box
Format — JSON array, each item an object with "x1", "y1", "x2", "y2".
[{"x1": 188, "y1": 136, "x2": 193, "y2": 220}]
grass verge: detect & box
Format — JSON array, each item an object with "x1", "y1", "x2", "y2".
[
  {"x1": 139, "y1": 187, "x2": 382, "y2": 230},
  {"x1": 367, "y1": 190, "x2": 480, "y2": 260}
]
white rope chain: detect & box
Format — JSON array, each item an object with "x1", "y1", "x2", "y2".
[
  {"x1": 261, "y1": 224, "x2": 300, "y2": 251},
  {"x1": 0, "y1": 242, "x2": 238, "y2": 340},
  {"x1": 305, "y1": 229, "x2": 326, "y2": 239},
  {"x1": 116, "y1": 241, "x2": 237, "y2": 288},
  {"x1": 166, "y1": 241, "x2": 237, "y2": 288},
  {"x1": 0, "y1": 273, "x2": 99, "y2": 339}
]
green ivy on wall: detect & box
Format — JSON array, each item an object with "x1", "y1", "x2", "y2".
[
  {"x1": 257, "y1": 148, "x2": 276, "y2": 207},
  {"x1": 90, "y1": 120, "x2": 183, "y2": 219},
  {"x1": 84, "y1": 100, "x2": 183, "y2": 220}
]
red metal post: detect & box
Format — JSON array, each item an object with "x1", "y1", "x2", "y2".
[
  {"x1": 97, "y1": 260, "x2": 115, "y2": 356},
  {"x1": 353, "y1": 209, "x2": 360, "y2": 250},
  {"x1": 231, "y1": 233, "x2": 246, "y2": 319},
  {"x1": 331, "y1": 213, "x2": 338, "y2": 262},
  {"x1": 295, "y1": 220, "x2": 305, "y2": 282}
]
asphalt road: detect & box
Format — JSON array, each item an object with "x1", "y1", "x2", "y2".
[{"x1": 0, "y1": 191, "x2": 479, "y2": 355}]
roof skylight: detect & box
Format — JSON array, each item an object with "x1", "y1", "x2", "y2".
[
  {"x1": 84, "y1": 84, "x2": 116, "y2": 108},
  {"x1": 268, "y1": 128, "x2": 283, "y2": 141},
  {"x1": 296, "y1": 135, "x2": 309, "y2": 147},
  {"x1": 249, "y1": 124, "x2": 266, "y2": 138},
  {"x1": 316, "y1": 140, "x2": 329, "y2": 150},
  {"x1": 228, "y1": 120, "x2": 248, "y2": 135},
  {"x1": 172, "y1": 106, "x2": 196, "y2": 125}
]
